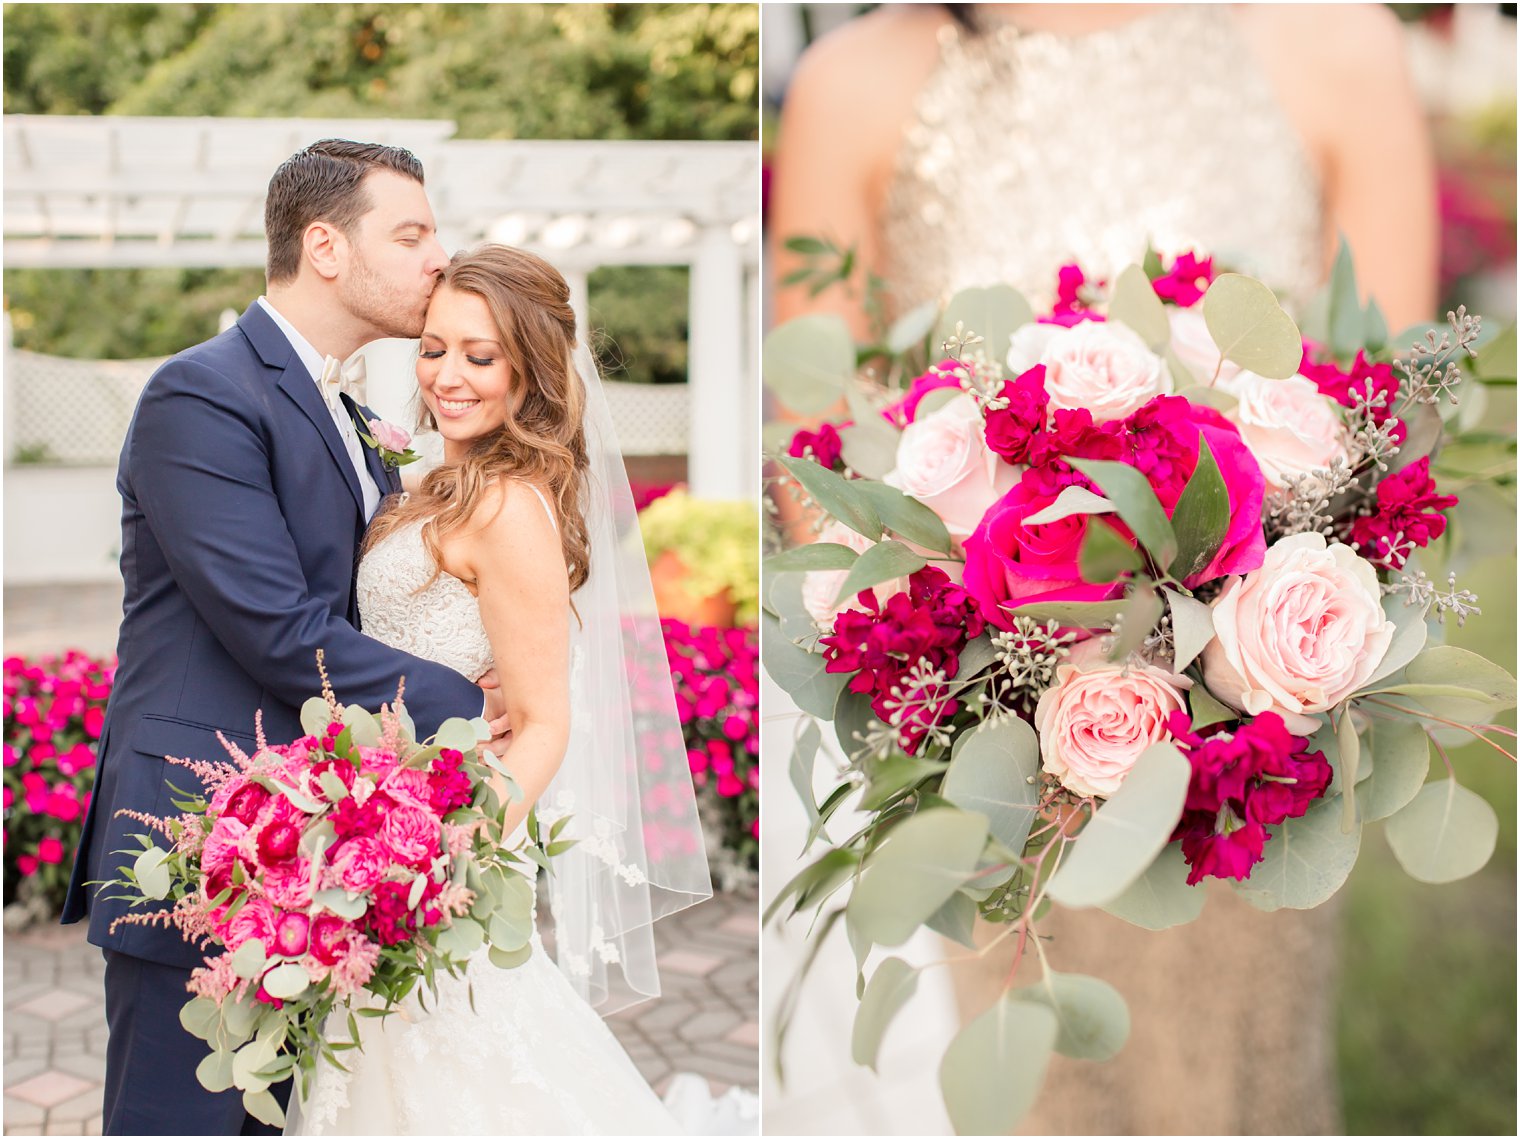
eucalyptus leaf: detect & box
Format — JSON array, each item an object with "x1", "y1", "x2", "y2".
[
  {"x1": 763, "y1": 314, "x2": 856, "y2": 414},
  {"x1": 939, "y1": 996, "x2": 1057, "y2": 1137},
  {"x1": 1361, "y1": 594, "x2": 1430, "y2": 689},
  {"x1": 925, "y1": 890, "x2": 979, "y2": 948},
  {"x1": 956, "y1": 632, "x2": 999, "y2": 680},
  {"x1": 887, "y1": 300, "x2": 940, "y2": 355},
  {"x1": 1069, "y1": 458, "x2": 1178, "y2": 568},
  {"x1": 832, "y1": 540, "x2": 928, "y2": 608},
  {"x1": 933, "y1": 285, "x2": 1035, "y2": 363},
  {"x1": 1384, "y1": 779, "x2": 1498, "y2": 884},
  {"x1": 1012, "y1": 971, "x2": 1130, "y2": 1061},
  {"x1": 340, "y1": 705, "x2": 381, "y2": 748},
  {"x1": 1046, "y1": 742, "x2": 1191, "y2": 909},
  {"x1": 1108, "y1": 264, "x2": 1170, "y2": 349},
  {"x1": 1099, "y1": 843, "x2": 1206, "y2": 930},
  {"x1": 300, "y1": 696, "x2": 333, "y2": 737},
  {"x1": 488, "y1": 943, "x2": 534, "y2": 970},
  {"x1": 260, "y1": 961, "x2": 312, "y2": 1000},
  {"x1": 1022, "y1": 484, "x2": 1116, "y2": 526},
  {"x1": 847, "y1": 808, "x2": 990, "y2": 946},
  {"x1": 1202, "y1": 273, "x2": 1303, "y2": 379},
  {"x1": 179, "y1": 996, "x2": 221, "y2": 1042},
  {"x1": 777, "y1": 454, "x2": 882, "y2": 541},
  {"x1": 1403, "y1": 645, "x2": 1517, "y2": 717},
  {"x1": 833, "y1": 686, "x2": 882, "y2": 764},
  {"x1": 435, "y1": 717, "x2": 480, "y2": 753},
  {"x1": 942, "y1": 716, "x2": 1042, "y2": 852},
  {"x1": 313, "y1": 888, "x2": 368, "y2": 922},
  {"x1": 761, "y1": 613, "x2": 848, "y2": 720},
  {"x1": 1167, "y1": 436, "x2": 1229, "y2": 581},
  {"x1": 242, "y1": 1089, "x2": 285, "y2": 1129},
  {"x1": 1164, "y1": 590, "x2": 1215, "y2": 673},
  {"x1": 317, "y1": 770, "x2": 350, "y2": 803},
  {"x1": 1474, "y1": 320, "x2": 1516, "y2": 383},
  {"x1": 270, "y1": 780, "x2": 324, "y2": 816},
  {"x1": 435, "y1": 917, "x2": 486, "y2": 958},
  {"x1": 789, "y1": 721, "x2": 822, "y2": 827},
  {"x1": 1356, "y1": 717, "x2": 1430, "y2": 823},
  {"x1": 196, "y1": 1049, "x2": 237, "y2": 1094},
  {"x1": 231, "y1": 1037, "x2": 278, "y2": 1094},
  {"x1": 851, "y1": 957, "x2": 921, "y2": 1070},
  {"x1": 1364, "y1": 296, "x2": 1388, "y2": 355},
  {"x1": 851, "y1": 481, "x2": 955, "y2": 554},
  {"x1": 764, "y1": 848, "x2": 860, "y2": 925},
  {"x1": 230, "y1": 938, "x2": 268, "y2": 981},
  {"x1": 1234, "y1": 796, "x2": 1361, "y2": 911},
  {"x1": 838, "y1": 422, "x2": 901, "y2": 482},
  {"x1": 133, "y1": 844, "x2": 172, "y2": 901}
]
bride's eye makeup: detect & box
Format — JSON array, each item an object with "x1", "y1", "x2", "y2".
[
  {"x1": 466, "y1": 355, "x2": 495, "y2": 367},
  {"x1": 418, "y1": 349, "x2": 445, "y2": 360}
]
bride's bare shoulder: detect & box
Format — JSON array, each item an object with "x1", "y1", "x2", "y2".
[{"x1": 785, "y1": 6, "x2": 951, "y2": 126}]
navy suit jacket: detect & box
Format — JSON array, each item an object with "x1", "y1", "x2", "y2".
[{"x1": 62, "y1": 303, "x2": 482, "y2": 968}]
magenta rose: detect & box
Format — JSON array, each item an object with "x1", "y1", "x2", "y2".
[
  {"x1": 962, "y1": 471, "x2": 1123, "y2": 627},
  {"x1": 255, "y1": 819, "x2": 301, "y2": 865},
  {"x1": 884, "y1": 361, "x2": 963, "y2": 427},
  {"x1": 379, "y1": 805, "x2": 441, "y2": 867},
  {"x1": 263, "y1": 859, "x2": 315, "y2": 911},
  {"x1": 328, "y1": 836, "x2": 392, "y2": 893},
  {"x1": 309, "y1": 913, "x2": 356, "y2": 967},
  {"x1": 271, "y1": 911, "x2": 311, "y2": 958}
]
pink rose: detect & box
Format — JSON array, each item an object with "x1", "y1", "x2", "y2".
[
  {"x1": 221, "y1": 897, "x2": 277, "y2": 953},
  {"x1": 1011, "y1": 321, "x2": 1172, "y2": 423},
  {"x1": 1201, "y1": 532, "x2": 1394, "y2": 734},
  {"x1": 368, "y1": 418, "x2": 412, "y2": 452},
  {"x1": 378, "y1": 767, "x2": 433, "y2": 813},
  {"x1": 328, "y1": 836, "x2": 392, "y2": 893},
  {"x1": 1218, "y1": 372, "x2": 1347, "y2": 492},
  {"x1": 883, "y1": 361, "x2": 964, "y2": 427},
  {"x1": 200, "y1": 816, "x2": 248, "y2": 882},
  {"x1": 309, "y1": 913, "x2": 356, "y2": 966},
  {"x1": 884, "y1": 394, "x2": 1017, "y2": 540},
  {"x1": 379, "y1": 805, "x2": 441, "y2": 867},
  {"x1": 1034, "y1": 644, "x2": 1191, "y2": 798}
]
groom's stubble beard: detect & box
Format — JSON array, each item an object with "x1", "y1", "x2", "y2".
[{"x1": 341, "y1": 244, "x2": 434, "y2": 341}]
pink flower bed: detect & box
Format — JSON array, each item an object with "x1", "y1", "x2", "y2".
[{"x1": 3, "y1": 651, "x2": 112, "y2": 909}]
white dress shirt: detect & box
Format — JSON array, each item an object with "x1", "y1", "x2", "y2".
[{"x1": 257, "y1": 297, "x2": 382, "y2": 521}]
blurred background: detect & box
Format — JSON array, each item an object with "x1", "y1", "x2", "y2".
[
  {"x1": 2, "y1": 5, "x2": 760, "y2": 1134},
  {"x1": 760, "y1": 3, "x2": 1516, "y2": 1135}
]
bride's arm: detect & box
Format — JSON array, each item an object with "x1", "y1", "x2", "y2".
[{"x1": 450, "y1": 480, "x2": 572, "y2": 836}]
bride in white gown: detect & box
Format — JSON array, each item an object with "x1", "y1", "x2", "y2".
[{"x1": 285, "y1": 244, "x2": 717, "y2": 1135}]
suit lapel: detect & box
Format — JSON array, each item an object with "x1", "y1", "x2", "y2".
[{"x1": 237, "y1": 304, "x2": 366, "y2": 517}]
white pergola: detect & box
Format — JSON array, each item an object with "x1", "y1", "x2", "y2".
[{"x1": 3, "y1": 115, "x2": 759, "y2": 500}]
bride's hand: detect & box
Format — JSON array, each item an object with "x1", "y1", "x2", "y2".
[{"x1": 477, "y1": 668, "x2": 513, "y2": 754}]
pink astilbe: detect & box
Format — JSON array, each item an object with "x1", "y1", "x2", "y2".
[
  {"x1": 163, "y1": 753, "x2": 243, "y2": 797},
  {"x1": 187, "y1": 952, "x2": 247, "y2": 1006},
  {"x1": 330, "y1": 933, "x2": 382, "y2": 997},
  {"x1": 110, "y1": 807, "x2": 176, "y2": 838}
]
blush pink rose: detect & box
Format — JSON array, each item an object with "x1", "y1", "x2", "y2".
[
  {"x1": 1201, "y1": 532, "x2": 1394, "y2": 734},
  {"x1": 328, "y1": 836, "x2": 392, "y2": 893},
  {"x1": 1034, "y1": 645, "x2": 1191, "y2": 798},
  {"x1": 379, "y1": 767, "x2": 433, "y2": 813},
  {"x1": 884, "y1": 394, "x2": 1015, "y2": 541},
  {"x1": 1219, "y1": 372, "x2": 1348, "y2": 492},
  {"x1": 379, "y1": 806, "x2": 440, "y2": 867},
  {"x1": 368, "y1": 419, "x2": 412, "y2": 452},
  {"x1": 1014, "y1": 321, "x2": 1172, "y2": 423}
]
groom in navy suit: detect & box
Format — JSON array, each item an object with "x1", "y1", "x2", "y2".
[{"x1": 62, "y1": 140, "x2": 502, "y2": 1135}]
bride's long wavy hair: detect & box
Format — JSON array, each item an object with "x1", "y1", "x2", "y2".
[{"x1": 362, "y1": 244, "x2": 591, "y2": 596}]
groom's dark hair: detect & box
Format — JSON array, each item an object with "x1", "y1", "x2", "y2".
[{"x1": 264, "y1": 139, "x2": 426, "y2": 284}]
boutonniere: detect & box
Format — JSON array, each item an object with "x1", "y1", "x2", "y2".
[{"x1": 357, "y1": 418, "x2": 421, "y2": 470}]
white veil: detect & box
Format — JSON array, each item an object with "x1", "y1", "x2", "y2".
[{"x1": 534, "y1": 342, "x2": 713, "y2": 1014}]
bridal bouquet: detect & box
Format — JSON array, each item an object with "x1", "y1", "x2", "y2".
[
  {"x1": 103, "y1": 657, "x2": 564, "y2": 1127},
  {"x1": 763, "y1": 249, "x2": 1516, "y2": 1133}
]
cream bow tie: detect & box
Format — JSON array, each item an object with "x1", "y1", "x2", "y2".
[{"x1": 320, "y1": 353, "x2": 367, "y2": 407}]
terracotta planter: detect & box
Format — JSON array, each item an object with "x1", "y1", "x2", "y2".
[{"x1": 650, "y1": 548, "x2": 737, "y2": 627}]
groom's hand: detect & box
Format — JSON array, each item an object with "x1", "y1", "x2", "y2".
[{"x1": 477, "y1": 669, "x2": 513, "y2": 757}]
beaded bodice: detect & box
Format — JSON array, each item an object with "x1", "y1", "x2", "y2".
[
  {"x1": 357, "y1": 518, "x2": 495, "y2": 682},
  {"x1": 880, "y1": 5, "x2": 1324, "y2": 316}
]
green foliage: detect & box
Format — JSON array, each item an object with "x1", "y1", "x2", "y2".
[{"x1": 638, "y1": 489, "x2": 759, "y2": 622}]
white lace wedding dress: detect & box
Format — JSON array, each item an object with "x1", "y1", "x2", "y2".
[{"x1": 285, "y1": 500, "x2": 691, "y2": 1136}]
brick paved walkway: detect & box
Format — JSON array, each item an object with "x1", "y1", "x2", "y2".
[{"x1": 2, "y1": 890, "x2": 757, "y2": 1135}]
